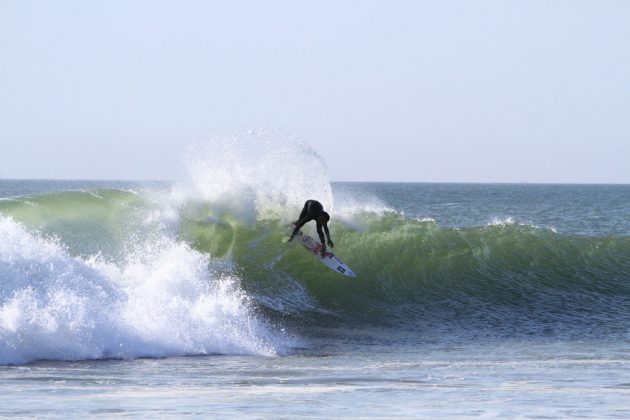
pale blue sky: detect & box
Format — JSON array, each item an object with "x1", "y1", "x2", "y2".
[{"x1": 1, "y1": 0, "x2": 629, "y2": 182}]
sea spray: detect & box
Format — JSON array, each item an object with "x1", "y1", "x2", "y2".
[
  {"x1": 0, "y1": 217, "x2": 282, "y2": 365},
  {"x1": 182, "y1": 130, "x2": 334, "y2": 221}
]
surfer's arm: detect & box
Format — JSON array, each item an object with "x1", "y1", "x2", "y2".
[
  {"x1": 323, "y1": 224, "x2": 334, "y2": 248},
  {"x1": 316, "y1": 223, "x2": 327, "y2": 253}
]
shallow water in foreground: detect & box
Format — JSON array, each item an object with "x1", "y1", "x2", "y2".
[{"x1": 1, "y1": 339, "x2": 628, "y2": 418}]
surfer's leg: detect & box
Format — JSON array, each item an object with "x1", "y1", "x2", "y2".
[
  {"x1": 290, "y1": 216, "x2": 309, "y2": 240},
  {"x1": 295, "y1": 202, "x2": 308, "y2": 224}
]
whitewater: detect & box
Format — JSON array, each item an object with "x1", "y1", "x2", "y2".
[{"x1": 1, "y1": 137, "x2": 629, "y2": 417}]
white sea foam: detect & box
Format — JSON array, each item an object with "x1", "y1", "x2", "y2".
[
  {"x1": 487, "y1": 217, "x2": 558, "y2": 232},
  {"x1": 488, "y1": 217, "x2": 516, "y2": 226},
  {"x1": 414, "y1": 217, "x2": 437, "y2": 223},
  {"x1": 0, "y1": 217, "x2": 281, "y2": 365},
  {"x1": 333, "y1": 196, "x2": 395, "y2": 221}
]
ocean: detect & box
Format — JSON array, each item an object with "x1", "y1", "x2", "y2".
[{"x1": 1, "y1": 176, "x2": 629, "y2": 418}]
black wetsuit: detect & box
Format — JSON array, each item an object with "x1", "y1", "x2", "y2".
[{"x1": 290, "y1": 200, "x2": 332, "y2": 252}]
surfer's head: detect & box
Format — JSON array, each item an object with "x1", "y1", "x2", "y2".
[{"x1": 318, "y1": 212, "x2": 330, "y2": 224}]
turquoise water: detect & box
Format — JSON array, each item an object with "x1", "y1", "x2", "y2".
[{"x1": 1, "y1": 180, "x2": 629, "y2": 418}]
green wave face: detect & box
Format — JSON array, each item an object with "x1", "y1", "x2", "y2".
[
  {"x1": 0, "y1": 189, "x2": 149, "y2": 258},
  {"x1": 182, "y1": 207, "x2": 630, "y2": 327}
]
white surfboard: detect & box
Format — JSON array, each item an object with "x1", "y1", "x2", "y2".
[{"x1": 293, "y1": 230, "x2": 356, "y2": 277}]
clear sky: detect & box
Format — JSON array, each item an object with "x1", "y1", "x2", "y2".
[{"x1": 1, "y1": 0, "x2": 629, "y2": 182}]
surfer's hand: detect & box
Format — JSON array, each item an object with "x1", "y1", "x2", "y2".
[{"x1": 328, "y1": 240, "x2": 334, "y2": 248}]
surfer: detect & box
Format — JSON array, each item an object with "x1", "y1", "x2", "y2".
[{"x1": 289, "y1": 199, "x2": 334, "y2": 257}]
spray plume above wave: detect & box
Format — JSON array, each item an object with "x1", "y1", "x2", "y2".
[{"x1": 180, "y1": 130, "x2": 335, "y2": 221}]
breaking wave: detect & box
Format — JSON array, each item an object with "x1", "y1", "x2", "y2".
[{"x1": 2, "y1": 133, "x2": 629, "y2": 363}]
